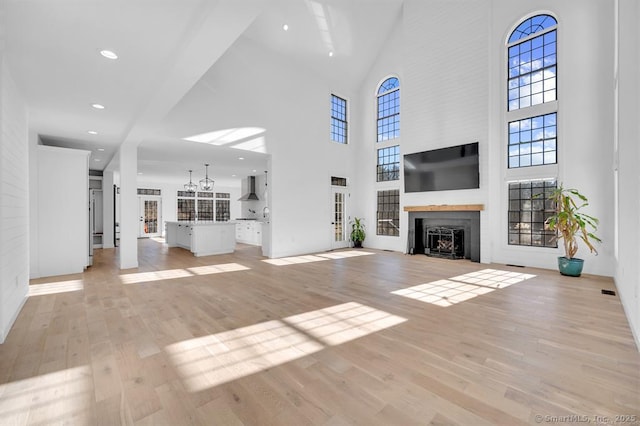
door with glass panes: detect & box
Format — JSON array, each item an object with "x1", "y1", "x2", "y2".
[
  {"x1": 139, "y1": 196, "x2": 162, "y2": 237},
  {"x1": 331, "y1": 187, "x2": 350, "y2": 249}
]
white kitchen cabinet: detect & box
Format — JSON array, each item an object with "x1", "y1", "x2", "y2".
[
  {"x1": 235, "y1": 221, "x2": 262, "y2": 246},
  {"x1": 166, "y1": 222, "x2": 236, "y2": 256}
]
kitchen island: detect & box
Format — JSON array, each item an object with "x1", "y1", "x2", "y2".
[{"x1": 165, "y1": 221, "x2": 235, "y2": 256}]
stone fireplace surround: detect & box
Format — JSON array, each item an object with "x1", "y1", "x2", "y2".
[{"x1": 405, "y1": 205, "x2": 482, "y2": 262}]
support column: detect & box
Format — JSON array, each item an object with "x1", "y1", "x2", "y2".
[
  {"x1": 102, "y1": 171, "x2": 115, "y2": 249},
  {"x1": 118, "y1": 145, "x2": 138, "y2": 269}
]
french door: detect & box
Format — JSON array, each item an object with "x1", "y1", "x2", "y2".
[
  {"x1": 331, "y1": 187, "x2": 349, "y2": 249},
  {"x1": 139, "y1": 196, "x2": 162, "y2": 238}
]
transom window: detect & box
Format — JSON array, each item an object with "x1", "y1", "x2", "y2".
[
  {"x1": 508, "y1": 113, "x2": 557, "y2": 168},
  {"x1": 331, "y1": 94, "x2": 347, "y2": 144},
  {"x1": 509, "y1": 15, "x2": 557, "y2": 43},
  {"x1": 508, "y1": 15, "x2": 557, "y2": 111},
  {"x1": 377, "y1": 145, "x2": 400, "y2": 181},
  {"x1": 377, "y1": 77, "x2": 400, "y2": 142}
]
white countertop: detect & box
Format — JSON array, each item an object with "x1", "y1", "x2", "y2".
[{"x1": 166, "y1": 221, "x2": 235, "y2": 226}]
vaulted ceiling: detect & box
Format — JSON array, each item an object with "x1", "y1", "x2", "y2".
[{"x1": 4, "y1": 0, "x2": 403, "y2": 185}]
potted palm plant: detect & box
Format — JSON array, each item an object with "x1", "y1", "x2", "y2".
[
  {"x1": 350, "y1": 217, "x2": 366, "y2": 248},
  {"x1": 545, "y1": 184, "x2": 601, "y2": 276}
]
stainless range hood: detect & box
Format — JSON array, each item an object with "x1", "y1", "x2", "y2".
[{"x1": 238, "y1": 176, "x2": 260, "y2": 201}]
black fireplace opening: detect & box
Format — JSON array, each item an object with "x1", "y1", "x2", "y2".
[
  {"x1": 425, "y1": 227, "x2": 465, "y2": 259},
  {"x1": 410, "y1": 212, "x2": 480, "y2": 262}
]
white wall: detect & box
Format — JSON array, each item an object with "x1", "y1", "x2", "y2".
[
  {"x1": 488, "y1": 0, "x2": 615, "y2": 276},
  {"x1": 0, "y1": 58, "x2": 29, "y2": 343},
  {"x1": 354, "y1": 0, "x2": 616, "y2": 276},
  {"x1": 34, "y1": 146, "x2": 90, "y2": 278},
  {"x1": 355, "y1": 10, "x2": 405, "y2": 252},
  {"x1": 169, "y1": 35, "x2": 360, "y2": 258},
  {"x1": 615, "y1": 0, "x2": 640, "y2": 348}
]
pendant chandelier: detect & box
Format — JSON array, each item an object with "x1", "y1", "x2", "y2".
[
  {"x1": 200, "y1": 163, "x2": 214, "y2": 191},
  {"x1": 184, "y1": 170, "x2": 197, "y2": 192}
]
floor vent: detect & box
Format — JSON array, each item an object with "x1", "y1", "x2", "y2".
[
  {"x1": 601, "y1": 289, "x2": 616, "y2": 296},
  {"x1": 506, "y1": 264, "x2": 525, "y2": 268}
]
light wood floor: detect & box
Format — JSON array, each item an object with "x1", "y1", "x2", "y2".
[{"x1": 1, "y1": 239, "x2": 638, "y2": 425}]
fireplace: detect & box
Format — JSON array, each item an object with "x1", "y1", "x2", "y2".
[
  {"x1": 406, "y1": 206, "x2": 482, "y2": 262},
  {"x1": 425, "y1": 227, "x2": 465, "y2": 259}
]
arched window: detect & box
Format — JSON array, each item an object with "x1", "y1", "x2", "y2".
[
  {"x1": 506, "y1": 14, "x2": 559, "y2": 248},
  {"x1": 507, "y1": 14, "x2": 558, "y2": 168},
  {"x1": 508, "y1": 15, "x2": 557, "y2": 111},
  {"x1": 375, "y1": 76, "x2": 400, "y2": 237},
  {"x1": 377, "y1": 77, "x2": 400, "y2": 142}
]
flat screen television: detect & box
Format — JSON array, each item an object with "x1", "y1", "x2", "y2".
[{"x1": 404, "y1": 142, "x2": 479, "y2": 192}]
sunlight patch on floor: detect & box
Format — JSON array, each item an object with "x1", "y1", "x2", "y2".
[
  {"x1": 263, "y1": 250, "x2": 374, "y2": 266},
  {"x1": 165, "y1": 302, "x2": 406, "y2": 392},
  {"x1": 29, "y1": 279, "x2": 84, "y2": 296},
  {"x1": 150, "y1": 237, "x2": 166, "y2": 243},
  {"x1": 391, "y1": 269, "x2": 536, "y2": 307},
  {"x1": 317, "y1": 250, "x2": 375, "y2": 260},
  {"x1": 263, "y1": 255, "x2": 328, "y2": 266},
  {"x1": 449, "y1": 269, "x2": 536, "y2": 288},
  {"x1": 120, "y1": 263, "x2": 250, "y2": 284},
  {"x1": 187, "y1": 263, "x2": 250, "y2": 275},
  {"x1": 283, "y1": 301, "x2": 406, "y2": 346},
  {"x1": 0, "y1": 366, "x2": 93, "y2": 424}
]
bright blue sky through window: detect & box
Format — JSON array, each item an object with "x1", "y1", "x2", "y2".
[
  {"x1": 509, "y1": 14, "x2": 557, "y2": 43},
  {"x1": 331, "y1": 94, "x2": 347, "y2": 144},
  {"x1": 508, "y1": 23, "x2": 556, "y2": 111},
  {"x1": 508, "y1": 112, "x2": 557, "y2": 168},
  {"x1": 377, "y1": 78, "x2": 400, "y2": 142}
]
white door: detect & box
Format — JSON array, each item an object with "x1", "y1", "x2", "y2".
[
  {"x1": 331, "y1": 187, "x2": 349, "y2": 249},
  {"x1": 139, "y1": 196, "x2": 162, "y2": 238}
]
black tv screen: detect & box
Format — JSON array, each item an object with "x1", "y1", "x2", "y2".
[{"x1": 404, "y1": 142, "x2": 479, "y2": 192}]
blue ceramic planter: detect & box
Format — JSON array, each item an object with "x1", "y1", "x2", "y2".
[{"x1": 558, "y1": 256, "x2": 584, "y2": 277}]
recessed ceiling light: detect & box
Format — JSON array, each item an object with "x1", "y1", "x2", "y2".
[
  {"x1": 252, "y1": 169, "x2": 257, "y2": 172},
  {"x1": 232, "y1": 174, "x2": 236, "y2": 177},
  {"x1": 97, "y1": 148, "x2": 105, "y2": 151},
  {"x1": 283, "y1": 24, "x2": 289, "y2": 31},
  {"x1": 238, "y1": 157, "x2": 245, "y2": 160},
  {"x1": 137, "y1": 172, "x2": 143, "y2": 175},
  {"x1": 94, "y1": 158, "x2": 101, "y2": 162},
  {"x1": 100, "y1": 50, "x2": 118, "y2": 60},
  {"x1": 88, "y1": 130, "x2": 98, "y2": 135},
  {"x1": 91, "y1": 103, "x2": 105, "y2": 109},
  {"x1": 328, "y1": 51, "x2": 334, "y2": 57}
]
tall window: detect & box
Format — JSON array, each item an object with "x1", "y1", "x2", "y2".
[
  {"x1": 508, "y1": 15, "x2": 557, "y2": 111},
  {"x1": 197, "y1": 192, "x2": 214, "y2": 221},
  {"x1": 376, "y1": 189, "x2": 399, "y2": 237},
  {"x1": 506, "y1": 14, "x2": 558, "y2": 247},
  {"x1": 177, "y1": 191, "x2": 195, "y2": 221},
  {"x1": 377, "y1": 145, "x2": 400, "y2": 181},
  {"x1": 331, "y1": 94, "x2": 347, "y2": 144},
  {"x1": 508, "y1": 113, "x2": 557, "y2": 168},
  {"x1": 377, "y1": 77, "x2": 400, "y2": 142},
  {"x1": 215, "y1": 193, "x2": 231, "y2": 222},
  {"x1": 508, "y1": 179, "x2": 557, "y2": 247}
]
